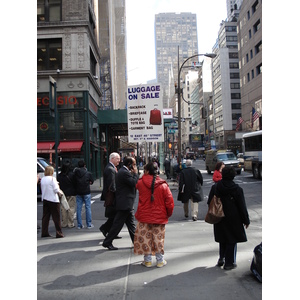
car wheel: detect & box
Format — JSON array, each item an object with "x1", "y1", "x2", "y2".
[{"x1": 253, "y1": 165, "x2": 259, "y2": 179}]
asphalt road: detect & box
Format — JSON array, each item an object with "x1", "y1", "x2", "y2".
[{"x1": 37, "y1": 159, "x2": 262, "y2": 300}]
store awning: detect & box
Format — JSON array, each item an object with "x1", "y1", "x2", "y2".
[
  {"x1": 57, "y1": 141, "x2": 84, "y2": 152},
  {"x1": 37, "y1": 141, "x2": 55, "y2": 153}
]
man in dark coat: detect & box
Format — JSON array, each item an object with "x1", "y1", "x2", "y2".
[
  {"x1": 74, "y1": 160, "x2": 94, "y2": 229},
  {"x1": 163, "y1": 157, "x2": 171, "y2": 179},
  {"x1": 102, "y1": 156, "x2": 139, "y2": 250},
  {"x1": 208, "y1": 166, "x2": 250, "y2": 270},
  {"x1": 177, "y1": 159, "x2": 203, "y2": 221},
  {"x1": 99, "y1": 152, "x2": 122, "y2": 239}
]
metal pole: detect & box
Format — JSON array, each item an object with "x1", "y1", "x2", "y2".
[
  {"x1": 54, "y1": 83, "x2": 59, "y2": 179},
  {"x1": 177, "y1": 46, "x2": 181, "y2": 164}
]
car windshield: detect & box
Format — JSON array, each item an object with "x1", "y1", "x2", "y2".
[
  {"x1": 38, "y1": 159, "x2": 49, "y2": 168},
  {"x1": 217, "y1": 153, "x2": 237, "y2": 161}
]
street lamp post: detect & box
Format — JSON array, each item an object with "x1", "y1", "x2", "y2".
[{"x1": 177, "y1": 48, "x2": 216, "y2": 163}]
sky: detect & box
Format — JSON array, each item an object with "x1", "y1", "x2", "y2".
[{"x1": 126, "y1": 0, "x2": 227, "y2": 86}]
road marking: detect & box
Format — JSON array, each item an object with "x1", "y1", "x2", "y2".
[{"x1": 92, "y1": 193, "x2": 101, "y2": 200}]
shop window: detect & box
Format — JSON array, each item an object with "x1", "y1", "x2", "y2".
[
  {"x1": 37, "y1": 0, "x2": 61, "y2": 22},
  {"x1": 37, "y1": 39, "x2": 62, "y2": 71}
]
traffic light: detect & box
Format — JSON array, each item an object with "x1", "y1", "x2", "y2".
[{"x1": 168, "y1": 143, "x2": 172, "y2": 149}]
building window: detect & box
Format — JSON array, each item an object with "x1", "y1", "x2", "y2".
[
  {"x1": 247, "y1": 73, "x2": 250, "y2": 82},
  {"x1": 231, "y1": 93, "x2": 241, "y2": 99},
  {"x1": 253, "y1": 19, "x2": 261, "y2": 34},
  {"x1": 230, "y1": 72, "x2": 240, "y2": 79},
  {"x1": 37, "y1": 39, "x2": 62, "y2": 71},
  {"x1": 37, "y1": 0, "x2": 62, "y2": 22},
  {"x1": 246, "y1": 53, "x2": 249, "y2": 63},
  {"x1": 255, "y1": 41, "x2": 262, "y2": 55},
  {"x1": 247, "y1": 10, "x2": 250, "y2": 20},
  {"x1": 252, "y1": 0, "x2": 259, "y2": 15},
  {"x1": 249, "y1": 29, "x2": 252, "y2": 39},
  {"x1": 229, "y1": 62, "x2": 239, "y2": 69},
  {"x1": 90, "y1": 48, "x2": 97, "y2": 76},
  {"x1": 250, "y1": 49, "x2": 253, "y2": 59},
  {"x1": 229, "y1": 52, "x2": 238, "y2": 59},
  {"x1": 256, "y1": 63, "x2": 262, "y2": 75},
  {"x1": 252, "y1": 69, "x2": 255, "y2": 79},
  {"x1": 230, "y1": 83, "x2": 240, "y2": 89}
]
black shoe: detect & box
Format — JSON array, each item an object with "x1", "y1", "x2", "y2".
[
  {"x1": 217, "y1": 258, "x2": 225, "y2": 267},
  {"x1": 99, "y1": 226, "x2": 107, "y2": 238},
  {"x1": 192, "y1": 217, "x2": 197, "y2": 221},
  {"x1": 115, "y1": 235, "x2": 122, "y2": 239},
  {"x1": 224, "y1": 263, "x2": 237, "y2": 270},
  {"x1": 103, "y1": 243, "x2": 118, "y2": 250}
]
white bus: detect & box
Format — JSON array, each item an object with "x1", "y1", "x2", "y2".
[{"x1": 242, "y1": 130, "x2": 262, "y2": 179}]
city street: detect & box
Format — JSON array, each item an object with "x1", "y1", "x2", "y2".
[{"x1": 37, "y1": 160, "x2": 262, "y2": 299}]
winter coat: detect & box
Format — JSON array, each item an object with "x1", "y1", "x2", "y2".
[
  {"x1": 208, "y1": 179, "x2": 250, "y2": 244},
  {"x1": 177, "y1": 166, "x2": 203, "y2": 203},
  {"x1": 135, "y1": 174, "x2": 174, "y2": 224},
  {"x1": 101, "y1": 162, "x2": 117, "y2": 201},
  {"x1": 73, "y1": 167, "x2": 94, "y2": 195},
  {"x1": 57, "y1": 171, "x2": 76, "y2": 196},
  {"x1": 212, "y1": 170, "x2": 222, "y2": 182}
]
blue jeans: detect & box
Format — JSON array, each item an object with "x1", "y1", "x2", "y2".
[
  {"x1": 144, "y1": 253, "x2": 164, "y2": 264},
  {"x1": 76, "y1": 194, "x2": 92, "y2": 227}
]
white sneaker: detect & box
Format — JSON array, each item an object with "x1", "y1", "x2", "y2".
[
  {"x1": 87, "y1": 224, "x2": 94, "y2": 229},
  {"x1": 156, "y1": 260, "x2": 167, "y2": 268}
]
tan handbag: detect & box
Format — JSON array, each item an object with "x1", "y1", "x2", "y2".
[
  {"x1": 205, "y1": 195, "x2": 225, "y2": 224},
  {"x1": 59, "y1": 191, "x2": 70, "y2": 211}
]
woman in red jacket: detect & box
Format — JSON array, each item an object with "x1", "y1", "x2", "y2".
[
  {"x1": 134, "y1": 162, "x2": 174, "y2": 268},
  {"x1": 213, "y1": 162, "x2": 225, "y2": 183}
]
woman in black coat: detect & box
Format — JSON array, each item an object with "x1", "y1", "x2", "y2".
[{"x1": 208, "y1": 166, "x2": 250, "y2": 270}]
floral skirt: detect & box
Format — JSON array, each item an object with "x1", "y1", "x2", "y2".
[{"x1": 134, "y1": 222, "x2": 166, "y2": 256}]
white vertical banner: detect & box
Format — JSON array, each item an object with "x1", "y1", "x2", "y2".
[{"x1": 127, "y1": 83, "x2": 164, "y2": 143}]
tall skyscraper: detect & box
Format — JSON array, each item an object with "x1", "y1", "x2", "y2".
[{"x1": 155, "y1": 13, "x2": 198, "y2": 108}]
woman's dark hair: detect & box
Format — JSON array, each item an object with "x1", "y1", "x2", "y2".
[
  {"x1": 61, "y1": 162, "x2": 71, "y2": 175},
  {"x1": 144, "y1": 162, "x2": 158, "y2": 201},
  {"x1": 215, "y1": 161, "x2": 224, "y2": 171},
  {"x1": 222, "y1": 166, "x2": 236, "y2": 180}
]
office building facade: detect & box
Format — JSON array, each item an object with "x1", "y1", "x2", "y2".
[
  {"x1": 237, "y1": 0, "x2": 262, "y2": 130},
  {"x1": 155, "y1": 13, "x2": 198, "y2": 108}
]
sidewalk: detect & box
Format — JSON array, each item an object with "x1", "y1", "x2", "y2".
[{"x1": 37, "y1": 172, "x2": 262, "y2": 300}]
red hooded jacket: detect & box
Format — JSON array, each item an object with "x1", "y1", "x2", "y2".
[{"x1": 135, "y1": 175, "x2": 174, "y2": 224}]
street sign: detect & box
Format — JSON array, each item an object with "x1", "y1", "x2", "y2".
[
  {"x1": 191, "y1": 62, "x2": 202, "y2": 67},
  {"x1": 168, "y1": 129, "x2": 176, "y2": 133}
]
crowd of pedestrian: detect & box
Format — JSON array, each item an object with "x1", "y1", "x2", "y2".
[{"x1": 39, "y1": 152, "x2": 250, "y2": 271}]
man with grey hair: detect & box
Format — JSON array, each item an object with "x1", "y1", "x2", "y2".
[
  {"x1": 99, "y1": 152, "x2": 122, "y2": 238},
  {"x1": 177, "y1": 159, "x2": 204, "y2": 221}
]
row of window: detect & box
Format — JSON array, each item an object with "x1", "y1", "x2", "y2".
[
  {"x1": 244, "y1": 63, "x2": 262, "y2": 84},
  {"x1": 241, "y1": 40, "x2": 262, "y2": 67}
]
